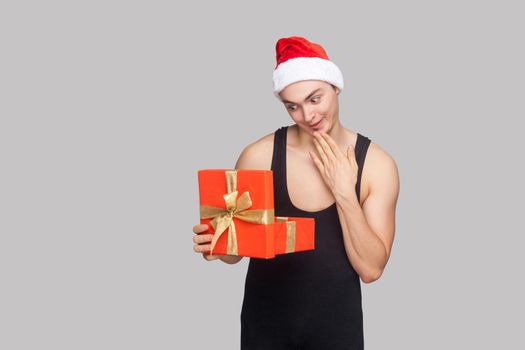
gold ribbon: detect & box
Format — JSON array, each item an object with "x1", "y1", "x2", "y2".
[
  {"x1": 276, "y1": 216, "x2": 296, "y2": 253},
  {"x1": 199, "y1": 170, "x2": 275, "y2": 255}
]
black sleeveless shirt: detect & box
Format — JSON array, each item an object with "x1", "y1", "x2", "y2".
[{"x1": 241, "y1": 126, "x2": 372, "y2": 350}]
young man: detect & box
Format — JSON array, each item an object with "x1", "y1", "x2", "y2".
[{"x1": 192, "y1": 36, "x2": 399, "y2": 349}]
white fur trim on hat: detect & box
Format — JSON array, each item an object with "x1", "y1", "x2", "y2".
[{"x1": 272, "y1": 56, "x2": 344, "y2": 99}]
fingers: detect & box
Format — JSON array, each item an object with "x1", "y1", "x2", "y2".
[
  {"x1": 193, "y1": 224, "x2": 221, "y2": 261},
  {"x1": 194, "y1": 243, "x2": 211, "y2": 253},
  {"x1": 313, "y1": 132, "x2": 340, "y2": 159},
  {"x1": 193, "y1": 226, "x2": 213, "y2": 253},
  {"x1": 347, "y1": 144, "x2": 358, "y2": 168},
  {"x1": 193, "y1": 233, "x2": 214, "y2": 244},
  {"x1": 193, "y1": 224, "x2": 212, "y2": 260},
  {"x1": 309, "y1": 150, "x2": 325, "y2": 172},
  {"x1": 312, "y1": 138, "x2": 329, "y2": 165},
  {"x1": 193, "y1": 224, "x2": 209, "y2": 234},
  {"x1": 319, "y1": 132, "x2": 345, "y2": 158}
]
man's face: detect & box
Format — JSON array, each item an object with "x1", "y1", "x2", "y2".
[{"x1": 278, "y1": 80, "x2": 340, "y2": 134}]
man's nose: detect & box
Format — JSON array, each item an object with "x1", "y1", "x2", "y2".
[{"x1": 303, "y1": 106, "x2": 315, "y2": 123}]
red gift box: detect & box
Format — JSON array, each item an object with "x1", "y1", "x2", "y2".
[{"x1": 198, "y1": 169, "x2": 276, "y2": 259}]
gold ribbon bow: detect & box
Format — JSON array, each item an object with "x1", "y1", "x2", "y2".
[{"x1": 199, "y1": 170, "x2": 274, "y2": 255}]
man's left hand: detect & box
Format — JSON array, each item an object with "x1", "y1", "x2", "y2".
[{"x1": 309, "y1": 131, "x2": 358, "y2": 201}]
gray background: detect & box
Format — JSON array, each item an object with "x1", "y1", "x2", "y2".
[{"x1": 1, "y1": 0, "x2": 524, "y2": 349}]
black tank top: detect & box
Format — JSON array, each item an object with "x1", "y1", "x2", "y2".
[{"x1": 241, "y1": 125, "x2": 371, "y2": 349}]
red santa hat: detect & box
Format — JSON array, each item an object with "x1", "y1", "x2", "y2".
[{"x1": 272, "y1": 36, "x2": 344, "y2": 99}]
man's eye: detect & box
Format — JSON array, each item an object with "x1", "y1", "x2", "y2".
[
  {"x1": 288, "y1": 106, "x2": 296, "y2": 111},
  {"x1": 311, "y1": 97, "x2": 320, "y2": 103}
]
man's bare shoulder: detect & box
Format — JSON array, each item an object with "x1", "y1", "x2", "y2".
[
  {"x1": 234, "y1": 131, "x2": 275, "y2": 170},
  {"x1": 362, "y1": 140, "x2": 400, "y2": 198}
]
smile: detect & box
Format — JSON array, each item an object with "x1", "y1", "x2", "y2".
[{"x1": 310, "y1": 119, "x2": 323, "y2": 129}]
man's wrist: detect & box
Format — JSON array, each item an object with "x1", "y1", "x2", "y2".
[{"x1": 334, "y1": 190, "x2": 360, "y2": 208}]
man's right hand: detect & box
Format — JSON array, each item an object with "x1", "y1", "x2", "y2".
[
  {"x1": 193, "y1": 224, "x2": 222, "y2": 261},
  {"x1": 192, "y1": 224, "x2": 243, "y2": 264}
]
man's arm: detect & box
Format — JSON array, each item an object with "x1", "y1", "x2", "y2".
[{"x1": 335, "y1": 145, "x2": 400, "y2": 283}]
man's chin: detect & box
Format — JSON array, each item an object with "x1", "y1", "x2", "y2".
[{"x1": 309, "y1": 119, "x2": 326, "y2": 132}]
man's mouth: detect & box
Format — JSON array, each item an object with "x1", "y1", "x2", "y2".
[{"x1": 310, "y1": 119, "x2": 323, "y2": 129}]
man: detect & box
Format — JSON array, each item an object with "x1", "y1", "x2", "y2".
[{"x1": 192, "y1": 36, "x2": 399, "y2": 349}]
